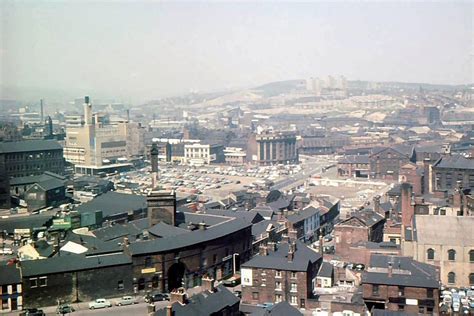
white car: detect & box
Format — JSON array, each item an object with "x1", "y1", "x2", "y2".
[{"x1": 88, "y1": 298, "x2": 112, "y2": 309}]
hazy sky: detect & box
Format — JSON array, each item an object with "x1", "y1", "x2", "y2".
[{"x1": 1, "y1": 1, "x2": 472, "y2": 102}]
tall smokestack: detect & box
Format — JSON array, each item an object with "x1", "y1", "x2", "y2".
[
  {"x1": 84, "y1": 96, "x2": 92, "y2": 125},
  {"x1": 40, "y1": 99, "x2": 44, "y2": 123},
  {"x1": 401, "y1": 183, "x2": 414, "y2": 227},
  {"x1": 150, "y1": 143, "x2": 159, "y2": 188}
]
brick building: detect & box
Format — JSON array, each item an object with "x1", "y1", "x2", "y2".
[
  {"x1": 241, "y1": 240, "x2": 322, "y2": 309},
  {"x1": 0, "y1": 265, "x2": 22, "y2": 312},
  {"x1": 369, "y1": 146, "x2": 415, "y2": 180},
  {"x1": 337, "y1": 155, "x2": 370, "y2": 178},
  {"x1": 431, "y1": 154, "x2": 474, "y2": 192},
  {"x1": 334, "y1": 210, "x2": 385, "y2": 261},
  {"x1": 362, "y1": 254, "x2": 439, "y2": 314}
]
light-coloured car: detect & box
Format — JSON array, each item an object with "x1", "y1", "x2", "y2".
[
  {"x1": 88, "y1": 298, "x2": 112, "y2": 309},
  {"x1": 116, "y1": 296, "x2": 137, "y2": 306}
]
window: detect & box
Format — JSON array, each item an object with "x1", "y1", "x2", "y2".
[
  {"x1": 290, "y1": 295, "x2": 298, "y2": 305},
  {"x1": 275, "y1": 294, "x2": 282, "y2": 303},
  {"x1": 469, "y1": 274, "x2": 474, "y2": 286},
  {"x1": 252, "y1": 292, "x2": 259, "y2": 300},
  {"x1": 448, "y1": 249, "x2": 456, "y2": 261},
  {"x1": 372, "y1": 285, "x2": 379, "y2": 296},
  {"x1": 290, "y1": 283, "x2": 297, "y2": 292},
  {"x1": 152, "y1": 276, "x2": 159, "y2": 288},
  {"x1": 213, "y1": 254, "x2": 217, "y2": 264},
  {"x1": 418, "y1": 306, "x2": 425, "y2": 313},
  {"x1": 275, "y1": 270, "x2": 281, "y2": 278},
  {"x1": 30, "y1": 278, "x2": 38, "y2": 288},
  {"x1": 448, "y1": 272, "x2": 456, "y2": 284},
  {"x1": 39, "y1": 277, "x2": 47, "y2": 287},
  {"x1": 291, "y1": 271, "x2": 297, "y2": 278},
  {"x1": 469, "y1": 250, "x2": 474, "y2": 262},
  {"x1": 145, "y1": 256, "x2": 153, "y2": 268},
  {"x1": 427, "y1": 248, "x2": 435, "y2": 260},
  {"x1": 300, "y1": 298, "x2": 305, "y2": 308},
  {"x1": 427, "y1": 288, "x2": 434, "y2": 298},
  {"x1": 427, "y1": 307, "x2": 433, "y2": 313},
  {"x1": 118, "y1": 280, "x2": 124, "y2": 290},
  {"x1": 275, "y1": 281, "x2": 282, "y2": 290},
  {"x1": 398, "y1": 305, "x2": 404, "y2": 311},
  {"x1": 398, "y1": 286, "x2": 404, "y2": 296}
]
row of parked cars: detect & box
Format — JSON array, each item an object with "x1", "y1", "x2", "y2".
[{"x1": 440, "y1": 287, "x2": 474, "y2": 314}]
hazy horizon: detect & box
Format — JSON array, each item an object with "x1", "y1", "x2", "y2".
[{"x1": 1, "y1": 1, "x2": 472, "y2": 103}]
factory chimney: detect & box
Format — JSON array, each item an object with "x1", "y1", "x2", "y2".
[
  {"x1": 150, "y1": 143, "x2": 159, "y2": 188},
  {"x1": 40, "y1": 99, "x2": 44, "y2": 123},
  {"x1": 84, "y1": 96, "x2": 93, "y2": 125}
]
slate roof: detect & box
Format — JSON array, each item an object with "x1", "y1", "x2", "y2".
[
  {"x1": 34, "y1": 178, "x2": 65, "y2": 191},
  {"x1": 148, "y1": 222, "x2": 189, "y2": 238},
  {"x1": 0, "y1": 214, "x2": 54, "y2": 234},
  {"x1": 263, "y1": 301, "x2": 303, "y2": 316},
  {"x1": 176, "y1": 212, "x2": 230, "y2": 228},
  {"x1": 338, "y1": 155, "x2": 370, "y2": 164},
  {"x1": 129, "y1": 218, "x2": 251, "y2": 255},
  {"x1": 0, "y1": 140, "x2": 62, "y2": 154},
  {"x1": 287, "y1": 206, "x2": 320, "y2": 223},
  {"x1": 76, "y1": 191, "x2": 147, "y2": 217},
  {"x1": 203, "y1": 209, "x2": 264, "y2": 224},
  {"x1": 317, "y1": 262, "x2": 333, "y2": 278},
  {"x1": 10, "y1": 172, "x2": 66, "y2": 186},
  {"x1": 370, "y1": 145, "x2": 414, "y2": 158},
  {"x1": 93, "y1": 218, "x2": 148, "y2": 241},
  {"x1": 154, "y1": 285, "x2": 239, "y2": 316},
  {"x1": 21, "y1": 252, "x2": 131, "y2": 277},
  {"x1": 0, "y1": 265, "x2": 22, "y2": 285},
  {"x1": 251, "y1": 220, "x2": 281, "y2": 238},
  {"x1": 372, "y1": 310, "x2": 417, "y2": 316},
  {"x1": 241, "y1": 240, "x2": 322, "y2": 271},
  {"x1": 362, "y1": 255, "x2": 439, "y2": 288},
  {"x1": 64, "y1": 232, "x2": 122, "y2": 255},
  {"x1": 433, "y1": 154, "x2": 474, "y2": 170},
  {"x1": 340, "y1": 210, "x2": 385, "y2": 228}
]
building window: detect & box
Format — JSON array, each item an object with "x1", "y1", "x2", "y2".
[
  {"x1": 427, "y1": 307, "x2": 433, "y2": 313},
  {"x1": 275, "y1": 270, "x2": 281, "y2": 278},
  {"x1": 275, "y1": 294, "x2": 282, "y2": 303},
  {"x1": 469, "y1": 250, "x2": 474, "y2": 262},
  {"x1": 469, "y1": 274, "x2": 474, "y2": 286},
  {"x1": 427, "y1": 248, "x2": 435, "y2": 260},
  {"x1": 38, "y1": 277, "x2": 47, "y2": 287},
  {"x1": 372, "y1": 285, "x2": 379, "y2": 296},
  {"x1": 290, "y1": 283, "x2": 297, "y2": 292},
  {"x1": 145, "y1": 256, "x2": 153, "y2": 268},
  {"x1": 418, "y1": 306, "x2": 425, "y2": 313},
  {"x1": 291, "y1": 271, "x2": 297, "y2": 279},
  {"x1": 427, "y1": 288, "x2": 433, "y2": 298},
  {"x1": 118, "y1": 280, "x2": 124, "y2": 290},
  {"x1": 275, "y1": 281, "x2": 282, "y2": 290},
  {"x1": 30, "y1": 278, "x2": 38, "y2": 288},
  {"x1": 300, "y1": 298, "x2": 305, "y2": 308},
  {"x1": 290, "y1": 295, "x2": 298, "y2": 305},
  {"x1": 448, "y1": 272, "x2": 456, "y2": 284},
  {"x1": 213, "y1": 254, "x2": 217, "y2": 264},
  {"x1": 398, "y1": 305, "x2": 404, "y2": 311},
  {"x1": 252, "y1": 292, "x2": 259, "y2": 300},
  {"x1": 398, "y1": 286, "x2": 404, "y2": 296},
  {"x1": 152, "y1": 276, "x2": 159, "y2": 288},
  {"x1": 448, "y1": 249, "x2": 456, "y2": 261}
]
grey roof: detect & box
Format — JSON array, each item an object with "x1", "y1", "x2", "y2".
[
  {"x1": 148, "y1": 222, "x2": 189, "y2": 238},
  {"x1": 251, "y1": 220, "x2": 281, "y2": 238},
  {"x1": 371, "y1": 145, "x2": 414, "y2": 158},
  {"x1": 10, "y1": 172, "x2": 65, "y2": 186},
  {"x1": 340, "y1": 210, "x2": 385, "y2": 228},
  {"x1": 318, "y1": 262, "x2": 333, "y2": 278},
  {"x1": 433, "y1": 154, "x2": 474, "y2": 170},
  {"x1": 155, "y1": 285, "x2": 239, "y2": 316},
  {"x1": 287, "y1": 206, "x2": 320, "y2": 223},
  {"x1": 0, "y1": 265, "x2": 22, "y2": 285},
  {"x1": 34, "y1": 178, "x2": 65, "y2": 191},
  {"x1": 129, "y1": 218, "x2": 251, "y2": 255},
  {"x1": 64, "y1": 232, "x2": 122, "y2": 255},
  {"x1": 362, "y1": 254, "x2": 439, "y2": 288},
  {"x1": 379, "y1": 202, "x2": 392, "y2": 213},
  {"x1": 263, "y1": 301, "x2": 303, "y2": 316},
  {"x1": 93, "y1": 218, "x2": 148, "y2": 241},
  {"x1": 34, "y1": 239, "x2": 54, "y2": 257},
  {"x1": 76, "y1": 191, "x2": 147, "y2": 217},
  {"x1": 0, "y1": 214, "x2": 54, "y2": 234},
  {"x1": 0, "y1": 140, "x2": 62, "y2": 154},
  {"x1": 241, "y1": 240, "x2": 322, "y2": 271},
  {"x1": 372, "y1": 310, "x2": 417, "y2": 316},
  {"x1": 176, "y1": 212, "x2": 230, "y2": 228},
  {"x1": 21, "y1": 252, "x2": 131, "y2": 277},
  {"x1": 203, "y1": 209, "x2": 264, "y2": 224}
]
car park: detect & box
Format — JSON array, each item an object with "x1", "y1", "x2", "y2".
[
  {"x1": 88, "y1": 298, "x2": 112, "y2": 309},
  {"x1": 116, "y1": 296, "x2": 138, "y2": 306}
]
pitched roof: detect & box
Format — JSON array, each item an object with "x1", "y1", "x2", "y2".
[
  {"x1": 148, "y1": 222, "x2": 189, "y2": 238},
  {"x1": 154, "y1": 285, "x2": 239, "y2": 316},
  {"x1": 0, "y1": 214, "x2": 54, "y2": 234},
  {"x1": 241, "y1": 240, "x2": 322, "y2": 271},
  {"x1": 21, "y1": 252, "x2": 131, "y2": 277},
  {"x1": 287, "y1": 206, "x2": 320, "y2": 223},
  {"x1": 317, "y1": 262, "x2": 334, "y2": 278},
  {"x1": 10, "y1": 172, "x2": 65, "y2": 186},
  {"x1": 0, "y1": 140, "x2": 62, "y2": 154},
  {"x1": 338, "y1": 155, "x2": 370, "y2": 164},
  {"x1": 263, "y1": 301, "x2": 303, "y2": 316},
  {"x1": 433, "y1": 154, "x2": 474, "y2": 170},
  {"x1": 0, "y1": 265, "x2": 22, "y2": 285},
  {"x1": 362, "y1": 255, "x2": 439, "y2": 288},
  {"x1": 76, "y1": 191, "x2": 147, "y2": 217},
  {"x1": 34, "y1": 178, "x2": 65, "y2": 191}
]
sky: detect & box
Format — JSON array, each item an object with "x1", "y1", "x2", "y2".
[{"x1": 1, "y1": 1, "x2": 472, "y2": 102}]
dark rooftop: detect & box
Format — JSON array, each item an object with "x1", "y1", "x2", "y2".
[
  {"x1": 317, "y1": 261, "x2": 334, "y2": 278},
  {"x1": 0, "y1": 140, "x2": 62, "y2": 154},
  {"x1": 76, "y1": 191, "x2": 147, "y2": 217},
  {"x1": 0, "y1": 264, "x2": 22, "y2": 285},
  {"x1": 433, "y1": 154, "x2": 474, "y2": 170}
]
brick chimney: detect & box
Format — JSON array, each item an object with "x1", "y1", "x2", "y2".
[
  {"x1": 202, "y1": 275, "x2": 216, "y2": 293},
  {"x1": 423, "y1": 158, "x2": 432, "y2": 194},
  {"x1": 388, "y1": 261, "x2": 393, "y2": 278},
  {"x1": 165, "y1": 305, "x2": 173, "y2": 316},
  {"x1": 453, "y1": 181, "x2": 462, "y2": 211},
  {"x1": 288, "y1": 229, "x2": 298, "y2": 241},
  {"x1": 401, "y1": 183, "x2": 414, "y2": 228},
  {"x1": 170, "y1": 287, "x2": 187, "y2": 305},
  {"x1": 288, "y1": 241, "x2": 296, "y2": 262},
  {"x1": 373, "y1": 195, "x2": 381, "y2": 214},
  {"x1": 259, "y1": 244, "x2": 268, "y2": 256}
]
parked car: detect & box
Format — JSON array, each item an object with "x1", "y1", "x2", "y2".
[
  {"x1": 222, "y1": 275, "x2": 241, "y2": 287},
  {"x1": 116, "y1": 296, "x2": 138, "y2": 306},
  {"x1": 144, "y1": 293, "x2": 169, "y2": 303},
  {"x1": 257, "y1": 302, "x2": 274, "y2": 309},
  {"x1": 56, "y1": 304, "x2": 75, "y2": 314},
  {"x1": 323, "y1": 235, "x2": 333, "y2": 242},
  {"x1": 233, "y1": 290, "x2": 242, "y2": 298},
  {"x1": 20, "y1": 309, "x2": 46, "y2": 316},
  {"x1": 88, "y1": 298, "x2": 112, "y2": 309}
]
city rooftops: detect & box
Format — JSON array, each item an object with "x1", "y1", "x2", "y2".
[
  {"x1": 432, "y1": 154, "x2": 474, "y2": 170},
  {"x1": 0, "y1": 140, "x2": 62, "y2": 154}
]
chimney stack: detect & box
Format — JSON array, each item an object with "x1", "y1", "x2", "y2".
[
  {"x1": 165, "y1": 305, "x2": 173, "y2": 316},
  {"x1": 388, "y1": 261, "x2": 393, "y2": 278},
  {"x1": 423, "y1": 158, "x2": 432, "y2": 194},
  {"x1": 259, "y1": 244, "x2": 268, "y2": 256},
  {"x1": 40, "y1": 99, "x2": 44, "y2": 123},
  {"x1": 201, "y1": 275, "x2": 216, "y2": 293},
  {"x1": 401, "y1": 183, "x2": 414, "y2": 228},
  {"x1": 373, "y1": 195, "x2": 381, "y2": 214},
  {"x1": 150, "y1": 143, "x2": 159, "y2": 188},
  {"x1": 288, "y1": 241, "x2": 296, "y2": 262},
  {"x1": 288, "y1": 229, "x2": 298, "y2": 241},
  {"x1": 170, "y1": 287, "x2": 187, "y2": 305},
  {"x1": 83, "y1": 96, "x2": 93, "y2": 125}
]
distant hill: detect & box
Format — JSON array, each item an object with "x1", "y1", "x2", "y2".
[{"x1": 252, "y1": 79, "x2": 306, "y2": 97}]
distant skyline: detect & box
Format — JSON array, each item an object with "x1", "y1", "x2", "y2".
[{"x1": 1, "y1": 1, "x2": 472, "y2": 103}]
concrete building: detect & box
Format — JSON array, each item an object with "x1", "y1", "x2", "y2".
[
  {"x1": 184, "y1": 143, "x2": 224, "y2": 165},
  {"x1": 256, "y1": 130, "x2": 298, "y2": 166},
  {"x1": 362, "y1": 255, "x2": 439, "y2": 314},
  {"x1": 224, "y1": 147, "x2": 246, "y2": 165},
  {"x1": 64, "y1": 96, "x2": 144, "y2": 175}
]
